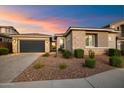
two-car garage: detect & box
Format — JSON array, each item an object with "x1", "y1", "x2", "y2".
[
  {"x1": 20, "y1": 40, "x2": 45, "y2": 52},
  {"x1": 12, "y1": 34, "x2": 51, "y2": 53}
]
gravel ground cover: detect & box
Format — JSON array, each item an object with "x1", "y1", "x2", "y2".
[{"x1": 13, "y1": 54, "x2": 115, "y2": 82}]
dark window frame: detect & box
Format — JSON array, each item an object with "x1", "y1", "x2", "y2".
[{"x1": 85, "y1": 33, "x2": 98, "y2": 47}]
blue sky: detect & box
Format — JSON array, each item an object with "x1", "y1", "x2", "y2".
[{"x1": 0, "y1": 5, "x2": 123, "y2": 34}]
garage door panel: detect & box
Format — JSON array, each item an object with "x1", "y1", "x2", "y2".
[{"x1": 20, "y1": 40, "x2": 45, "y2": 52}]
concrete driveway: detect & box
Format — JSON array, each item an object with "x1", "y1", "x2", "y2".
[{"x1": 0, "y1": 53, "x2": 41, "y2": 83}]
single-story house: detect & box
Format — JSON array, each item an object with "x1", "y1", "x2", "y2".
[
  {"x1": 1, "y1": 20, "x2": 124, "y2": 54},
  {"x1": 55, "y1": 27, "x2": 120, "y2": 55},
  {"x1": 11, "y1": 33, "x2": 51, "y2": 53},
  {"x1": 55, "y1": 20, "x2": 124, "y2": 55}
]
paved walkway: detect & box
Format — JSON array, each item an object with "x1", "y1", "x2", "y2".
[
  {"x1": 86, "y1": 68, "x2": 124, "y2": 88},
  {"x1": 0, "y1": 68, "x2": 124, "y2": 88},
  {"x1": 0, "y1": 53, "x2": 41, "y2": 83}
]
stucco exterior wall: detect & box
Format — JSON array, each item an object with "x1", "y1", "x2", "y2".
[
  {"x1": 56, "y1": 37, "x2": 62, "y2": 50},
  {"x1": 12, "y1": 36, "x2": 50, "y2": 53}
]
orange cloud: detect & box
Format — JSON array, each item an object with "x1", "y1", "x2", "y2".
[{"x1": 0, "y1": 8, "x2": 70, "y2": 34}]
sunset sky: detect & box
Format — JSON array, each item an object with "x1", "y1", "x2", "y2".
[{"x1": 0, "y1": 5, "x2": 123, "y2": 35}]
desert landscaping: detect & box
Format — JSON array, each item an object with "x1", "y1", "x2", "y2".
[{"x1": 13, "y1": 53, "x2": 116, "y2": 82}]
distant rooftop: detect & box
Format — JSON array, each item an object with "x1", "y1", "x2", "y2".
[
  {"x1": 54, "y1": 33, "x2": 64, "y2": 37},
  {"x1": 11, "y1": 33, "x2": 52, "y2": 37},
  {"x1": 0, "y1": 26, "x2": 14, "y2": 28},
  {"x1": 0, "y1": 25, "x2": 19, "y2": 34},
  {"x1": 102, "y1": 19, "x2": 124, "y2": 28},
  {"x1": 55, "y1": 26, "x2": 120, "y2": 37},
  {"x1": 20, "y1": 33, "x2": 51, "y2": 36}
]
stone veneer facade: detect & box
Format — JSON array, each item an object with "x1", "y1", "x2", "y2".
[{"x1": 65, "y1": 30, "x2": 117, "y2": 55}]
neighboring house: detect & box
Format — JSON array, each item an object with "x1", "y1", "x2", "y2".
[
  {"x1": 0, "y1": 26, "x2": 19, "y2": 52},
  {"x1": 12, "y1": 33, "x2": 51, "y2": 53},
  {"x1": 0, "y1": 34, "x2": 12, "y2": 51},
  {"x1": 0, "y1": 26, "x2": 19, "y2": 43},
  {"x1": 0, "y1": 26, "x2": 19, "y2": 35},
  {"x1": 103, "y1": 20, "x2": 124, "y2": 50},
  {"x1": 0, "y1": 33, "x2": 11, "y2": 43},
  {"x1": 55, "y1": 27, "x2": 119, "y2": 55}
]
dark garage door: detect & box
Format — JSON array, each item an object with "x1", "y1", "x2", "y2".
[{"x1": 20, "y1": 40, "x2": 45, "y2": 52}]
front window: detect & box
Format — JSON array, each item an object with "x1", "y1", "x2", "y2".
[{"x1": 86, "y1": 34, "x2": 97, "y2": 47}]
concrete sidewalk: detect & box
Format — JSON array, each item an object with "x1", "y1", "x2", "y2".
[
  {"x1": 0, "y1": 68, "x2": 124, "y2": 88},
  {"x1": 86, "y1": 68, "x2": 124, "y2": 88},
  {"x1": 0, "y1": 79, "x2": 92, "y2": 88}
]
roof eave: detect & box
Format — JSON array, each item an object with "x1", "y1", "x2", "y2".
[
  {"x1": 64, "y1": 27, "x2": 120, "y2": 36},
  {"x1": 11, "y1": 34, "x2": 51, "y2": 38}
]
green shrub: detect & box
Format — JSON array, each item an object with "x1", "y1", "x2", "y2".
[
  {"x1": 74, "y1": 49, "x2": 84, "y2": 58},
  {"x1": 108, "y1": 48, "x2": 121, "y2": 56},
  {"x1": 33, "y1": 63, "x2": 45, "y2": 69},
  {"x1": 109, "y1": 56, "x2": 123, "y2": 67},
  {"x1": 61, "y1": 49, "x2": 65, "y2": 53},
  {"x1": 121, "y1": 49, "x2": 124, "y2": 56},
  {"x1": 108, "y1": 48, "x2": 115, "y2": 56},
  {"x1": 115, "y1": 49, "x2": 121, "y2": 56},
  {"x1": 58, "y1": 48, "x2": 62, "y2": 51},
  {"x1": 58, "y1": 48, "x2": 65, "y2": 53},
  {"x1": 59, "y1": 63, "x2": 68, "y2": 70},
  {"x1": 85, "y1": 58, "x2": 96, "y2": 68},
  {"x1": 42, "y1": 53, "x2": 50, "y2": 57},
  {"x1": 89, "y1": 50, "x2": 95, "y2": 58},
  {"x1": 62, "y1": 50, "x2": 72, "y2": 58},
  {"x1": 0, "y1": 48, "x2": 9, "y2": 55}
]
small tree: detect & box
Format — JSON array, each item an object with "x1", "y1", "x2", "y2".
[
  {"x1": 108, "y1": 48, "x2": 121, "y2": 56},
  {"x1": 89, "y1": 50, "x2": 95, "y2": 59}
]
